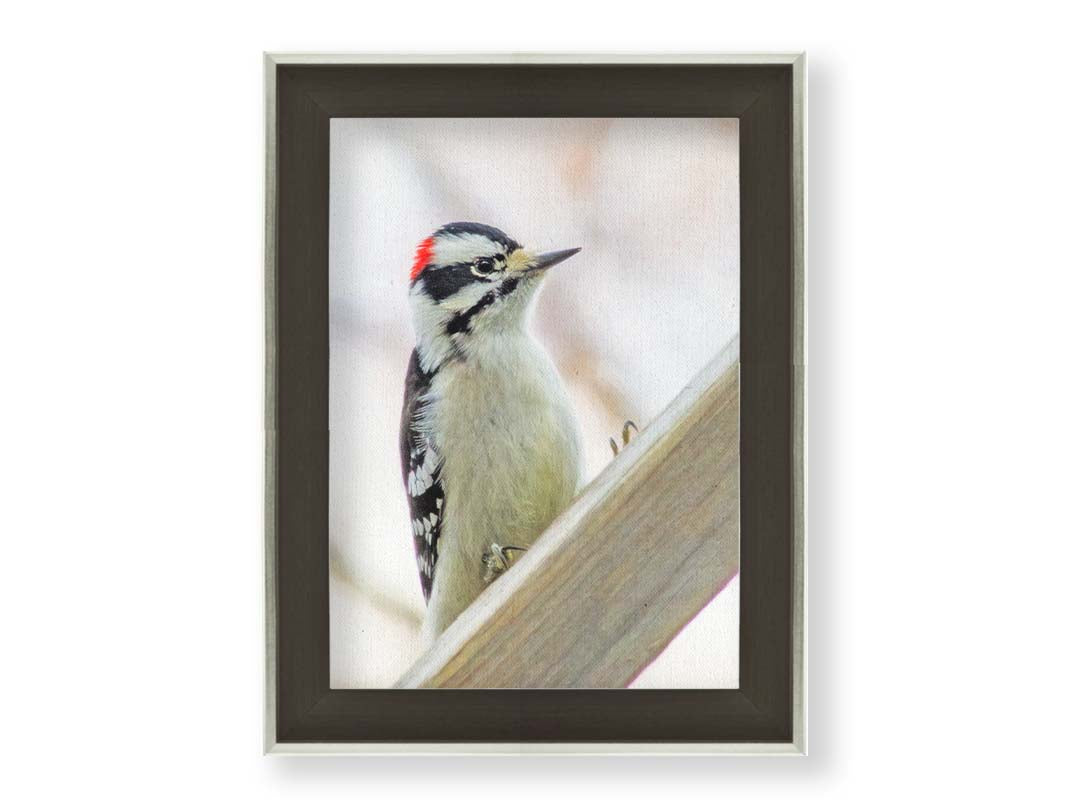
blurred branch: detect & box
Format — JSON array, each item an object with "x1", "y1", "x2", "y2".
[{"x1": 330, "y1": 543, "x2": 421, "y2": 631}]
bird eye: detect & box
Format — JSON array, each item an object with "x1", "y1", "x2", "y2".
[{"x1": 470, "y1": 257, "x2": 498, "y2": 278}]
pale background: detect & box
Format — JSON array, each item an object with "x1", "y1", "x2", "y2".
[
  {"x1": 329, "y1": 118, "x2": 739, "y2": 688},
  {"x1": 4, "y1": 0, "x2": 1067, "y2": 795}
]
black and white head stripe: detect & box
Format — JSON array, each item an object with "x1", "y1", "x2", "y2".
[
  {"x1": 443, "y1": 277, "x2": 522, "y2": 335},
  {"x1": 404, "y1": 222, "x2": 581, "y2": 377},
  {"x1": 432, "y1": 222, "x2": 520, "y2": 261},
  {"x1": 414, "y1": 224, "x2": 521, "y2": 298}
]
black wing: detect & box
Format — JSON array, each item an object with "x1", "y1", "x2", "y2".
[{"x1": 399, "y1": 350, "x2": 445, "y2": 602}]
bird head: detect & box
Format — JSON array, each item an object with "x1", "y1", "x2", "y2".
[{"x1": 408, "y1": 222, "x2": 580, "y2": 370}]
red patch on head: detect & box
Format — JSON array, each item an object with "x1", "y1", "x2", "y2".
[{"x1": 410, "y1": 236, "x2": 434, "y2": 282}]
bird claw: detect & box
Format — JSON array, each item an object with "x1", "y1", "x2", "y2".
[
  {"x1": 481, "y1": 543, "x2": 527, "y2": 583},
  {"x1": 609, "y1": 420, "x2": 639, "y2": 456}
]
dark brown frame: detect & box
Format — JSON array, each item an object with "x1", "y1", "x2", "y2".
[{"x1": 266, "y1": 57, "x2": 803, "y2": 747}]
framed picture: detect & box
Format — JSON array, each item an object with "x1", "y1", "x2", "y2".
[{"x1": 265, "y1": 53, "x2": 805, "y2": 753}]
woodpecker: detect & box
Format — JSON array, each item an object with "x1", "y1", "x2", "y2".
[{"x1": 401, "y1": 222, "x2": 583, "y2": 642}]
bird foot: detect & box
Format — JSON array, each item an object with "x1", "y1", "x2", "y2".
[
  {"x1": 609, "y1": 420, "x2": 639, "y2": 457},
  {"x1": 481, "y1": 543, "x2": 528, "y2": 584}
]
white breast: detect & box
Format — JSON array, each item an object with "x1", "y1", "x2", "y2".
[{"x1": 421, "y1": 331, "x2": 582, "y2": 639}]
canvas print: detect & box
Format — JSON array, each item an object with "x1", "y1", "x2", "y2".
[{"x1": 329, "y1": 118, "x2": 739, "y2": 688}]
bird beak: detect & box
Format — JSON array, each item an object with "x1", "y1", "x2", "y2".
[{"x1": 529, "y1": 247, "x2": 581, "y2": 271}]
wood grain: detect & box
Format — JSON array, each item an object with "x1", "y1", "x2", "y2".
[{"x1": 396, "y1": 338, "x2": 740, "y2": 688}]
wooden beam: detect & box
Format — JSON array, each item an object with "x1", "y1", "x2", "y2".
[{"x1": 395, "y1": 338, "x2": 740, "y2": 688}]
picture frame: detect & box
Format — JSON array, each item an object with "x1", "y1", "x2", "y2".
[{"x1": 265, "y1": 53, "x2": 806, "y2": 754}]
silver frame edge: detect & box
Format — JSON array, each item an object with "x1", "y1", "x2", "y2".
[{"x1": 264, "y1": 52, "x2": 279, "y2": 756}]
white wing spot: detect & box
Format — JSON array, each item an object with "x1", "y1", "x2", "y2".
[
  {"x1": 423, "y1": 448, "x2": 438, "y2": 474},
  {"x1": 416, "y1": 553, "x2": 433, "y2": 577},
  {"x1": 408, "y1": 465, "x2": 434, "y2": 497}
]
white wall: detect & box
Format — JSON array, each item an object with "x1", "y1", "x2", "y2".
[{"x1": 2, "y1": 1, "x2": 1065, "y2": 796}]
